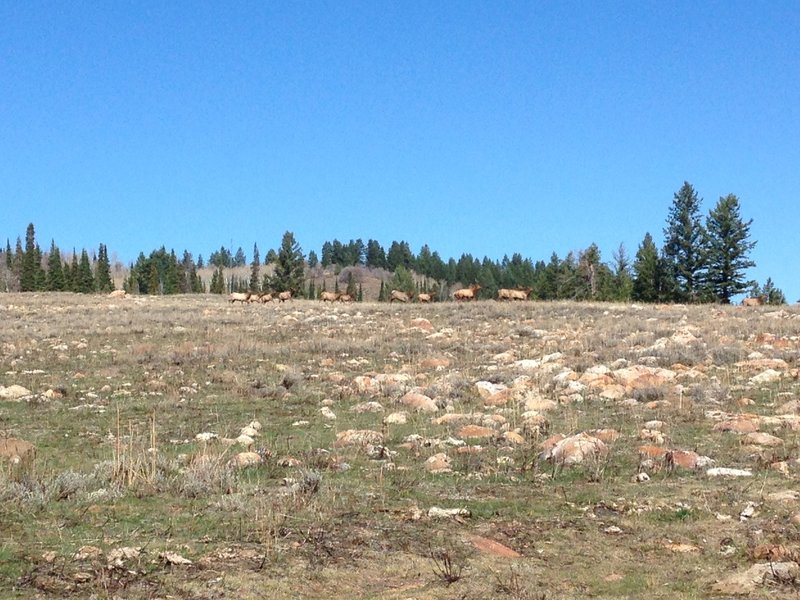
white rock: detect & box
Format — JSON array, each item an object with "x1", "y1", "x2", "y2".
[
  {"x1": 707, "y1": 467, "x2": 753, "y2": 478},
  {"x1": 320, "y1": 407, "x2": 337, "y2": 420},
  {"x1": 428, "y1": 507, "x2": 471, "y2": 519}
]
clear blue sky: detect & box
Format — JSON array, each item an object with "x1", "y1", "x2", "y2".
[{"x1": 2, "y1": 1, "x2": 798, "y2": 301}]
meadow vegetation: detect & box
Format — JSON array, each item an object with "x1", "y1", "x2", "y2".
[{"x1": 1, "y1": 293, "x2": 800, "y2": 598}]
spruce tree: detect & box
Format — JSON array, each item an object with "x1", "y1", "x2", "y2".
[
  {"x1": 345, "y1": 272, "x2": 357, "y2": 297},
  {"x1": 663, "y1": 182, "x2": 707, "y2": 302},
  {"x1": 147, "y1": 262, "x2": 160, "y2": 294},
  {"x1": 250, "y1": 243, "x2": 261, "y2": 292},
  {"x1": 704, "y1": 194, "x2": 756, "y2": 303},
  {"x1": 378, "y1": 280, "x2": 386, "y2": 302},
  {"x1": 46, "y1": 240, "x2": 65, "y2": 291},
  {"x1": 632, "y1": 233, "x2": 663, "y2": 302},
  {"x1": 78, "y1": 249, "x2": 95, "y2": 293},
  {"x1": 34, "y1": 244, "x2": 47, "y2": 290},
  {"x1": 210, "y1": 265, "x2": 225, "y2": 294},
  {"x1": 20, "y1": 223, "x2": 37, "y2": 291},
  {"x1": 95, "y1": 243, "x2": 114, "y2": 292},
  {"x1": 4, "y1": 239, "x2": 11, "y2": 270},
  {"x1": 358, "y1": 283, "x2": 363, "y2": 302},
  {"x1": 68, "y1": 252, "x2": 80, "y2": 292},
  {"x1": 268, "y1": 232, "x2": 305, "y2": 295}
]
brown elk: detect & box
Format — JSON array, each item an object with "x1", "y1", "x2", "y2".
[
  {"x1": 338, "y1": 293, "x2": 354, "y2": 302},
  {"x1": 741, "y1": 295, "x2": 766, "y2": 307},
  {"x1": 497, "y1": 287, "x2": 531, "y2": 301},
  {"x1": 453, "y1": 284, "x2": 481, "y2": 301},
  {"x1": 320, "y1": 291, "x2": 339, "y2": 302},
  {"x1": 277, "y1": 291, "x2": 293, "y2": 302},
  {"x1": 417, "y1": 292, "x2": 434, "y2": 303},
  {"x1": 228, "y1": 292, "x2": 251, "y2": 304},
  {"x1": 390, "y1": 290, "x2": 410, "y2": 303},
  {"x1": 258, "y1": 292, "x2": 273, "y2": 303}
]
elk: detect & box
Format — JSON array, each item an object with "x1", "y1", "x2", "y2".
[
  {"x1": 390, "y1": 290, "x2": 410, "y2": 303},
  {"x1": 228, "y1": 292, "x2": 251, "y2": 304},
  {"x1": 497, "y1": 287, "x2": 532, "y2": 301},
  {"x1": 453, "y1": 284, "x2": 481, "y2": 301},
  {"x1": 258, "y1": 292, "x2": 273, "y2": 303},
  {"x1": 742, "y1": 295, "x2": 766, "y2": 307},
  {"x1": 277, "y1": 290, "x2": 293, "y2": 302},
  {"x1": 320, "y1": 291, "x2": 339, "y2": 302},
  {"x1": 338, "y1": 293, "x2": 354, "y2": 302},
  {"x1": 417, "y1": 292, "x2": 434, "y2": 303}
]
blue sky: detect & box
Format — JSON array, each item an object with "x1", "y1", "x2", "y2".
[{"x1": 2, "y1": 1, "x2": 798, "y2": 300}]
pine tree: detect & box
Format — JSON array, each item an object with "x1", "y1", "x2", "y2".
[
  {"x1": 268, "y1": 232, "x2": 305, "y2": 295},
  {"x1": 345, "y1": 272, "x2": 357, "y2": 297},
  {"x1": 46, "y1": 240, "x2": 65, "y2": 291},
  {"x1": 663, "y1": 182, "x2": 707, "y2": 302},
  {"x1": 163, "y1": 251, "x2": 179, "y2": 294},
  {"x1": 147, "y1": 262, "x2": 160, "y2": 294},
  {"x1": 210, "y1": 265, "x2": 225, "y2": 294},
  {"x1": 704, "y1": 194, "x2": 756, "y2": 303},
  {"x1": 378, "y1": 280, "x2": 386, "y2": 302},
  {"x1": 250, "y1": 243, "x2": 261, "y2": 292},
  {"x1": 632, "y1": 233, "x2": 663, "y2": 302},
  {"x1": 358, "y1": 283, "x2": 363, "y2": 302},
  {"x1": 4, "y1": 239, "x2": 11, "y2": 270},
  {"x1": 611, "y1": 243, "x2": 633, "y2": 302},
  {"x1": 77, "y1": 249, "x2": 95, "y2": 293},
  {"x1": 34, "y1": 244, "x2": 47, "y2": 290},
  {"x1": 234, "y1": 246, "x2": 246, "y2": 267},
  {"x1": 95, "y1": 243, "x2": 114, "y2": 292},
  {"x1": 308, "y1": 279, "x2": 316, "y2": 299},
  {"x1": 390, "y1": 265, "x2": 416, "y2": 296},
  {"x1": 20, "y1": 223, "x2": 37, "y2": 291}
]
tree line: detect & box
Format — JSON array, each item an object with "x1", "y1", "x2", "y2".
[{"x1": 0, "y1": 182, "x2": 787, "y2": 303}]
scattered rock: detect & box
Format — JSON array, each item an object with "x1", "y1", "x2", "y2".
[
  {"x1": 0, "y1": 384, "x2": 32, "y2": 400},
  {"x1": 707, "y1": 467, "x2": 753, "y2": 477},
  {"x1": 428, "y1": 506, "x2": 470, "y2": 519},
  {"x1": 401, "y1": 391, "x2": 438, "y2": 413},
  {"x1": 425, "y1": 453, "x2": 452, "y2": 473},
  {"x1": 383, "y1": 411, "x2": 408, "y2": 425},
  {"x1": 351, "y1": 401, "x2": 384, "y2": 413},
  {"x1": 471, "y1": 536, "x2": 520, "y2": 558},
  {"x1": 540, "y1": 432, "x2": 608, "y2": 466},
  {"x1": 457, "y1": 425, "x2": 495, "y2": 439},
  {"x1": 745, "y1": 432, "x2": 783, "y2": 446},
  {"x1": 334, "y1": 429, "x2": 384, "y2": 448},
  {"x1": 713, "y1": 562, "x2": 800, "y2": 595},
  {"x1": 229, "y1": 451, "x2": 263, "y2": 468}
]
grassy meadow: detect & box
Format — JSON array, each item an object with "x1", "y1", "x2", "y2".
[{"x1": 1, "y1": 293, "x2": 800, "y2": 599}]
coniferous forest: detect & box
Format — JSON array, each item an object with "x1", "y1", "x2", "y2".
[{"x1": 0, "y1": 183, "x2": 787, "y2": 304}]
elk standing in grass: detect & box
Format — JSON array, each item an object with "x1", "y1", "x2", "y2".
[
  {"x1": 453, "y1": 284, "x2": 481, "y2": 301},
  {"x1": 390, "y1": 290, "x2": 410, "y2": 303},
  {"x1": 741, "y1": 295, "x2": 766, "y2": 306},
  {"x1": 277, "y1": 291, "x2": 293, "y2": 302},
  {"x1": 320, "y1": 291, "x2": 338, "y2": 302},
  {"x1": 228, "y1": 292, "x2": 251, "y2": 304}
]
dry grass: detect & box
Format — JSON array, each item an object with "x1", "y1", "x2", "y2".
[{"x1": 1, "y1": 293, "x2": 800, "y2": 598}]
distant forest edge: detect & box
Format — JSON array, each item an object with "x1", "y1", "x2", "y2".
[{"x1": 1, "y1": 182, "x2": 788, "y2": 304}]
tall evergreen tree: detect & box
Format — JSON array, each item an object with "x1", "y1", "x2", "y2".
[
  {"x1": 307, "y1": 250, "x2": 319, "y2": 269},
  {"x1": 632, "y1": 233, "x2": 663, "y2": 302},
  {"x1": 250, "y1": 243, "x2": 261, "y2": 292},
  {"x1": 233, "y1": 246, "x2": 247, "y2": 267},
  {"x1": 77, "y1": 249, "x2": 95, "y2": 293},
  {"x1": 46, "y1": 240, "x2": 65, "y2": 291},
  {"x1": 4, "y1": 239, "x2": 11, "y2": 270},
  {"x1": 95, "y1": 243, "x2": 114, "y2": 292},
  {"x1": 268, "y1": 231, "x2": 305, "y2": 295},
  {"x1": 704, "y1": 194, "x2": 756, "y2": 303},
  {"x1": 33, "y1": 244, "x2": 47, "y2": 290},
  {"x1": 663, "y1": 182, "x2": 707, "y2": 302},
  {"x1": 210, "y1": 265, "x2": 225, "y2": 294},
  {"x1": 20, "y1": 223, "x2": 37, "y2": 291},
  {"x1": 611, "y1": 243, "x2": 633, "y2": 302}
]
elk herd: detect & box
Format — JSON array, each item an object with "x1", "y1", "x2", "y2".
[{"x1": 228, "y1": 285, "x2": 539, "y2": 304}]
